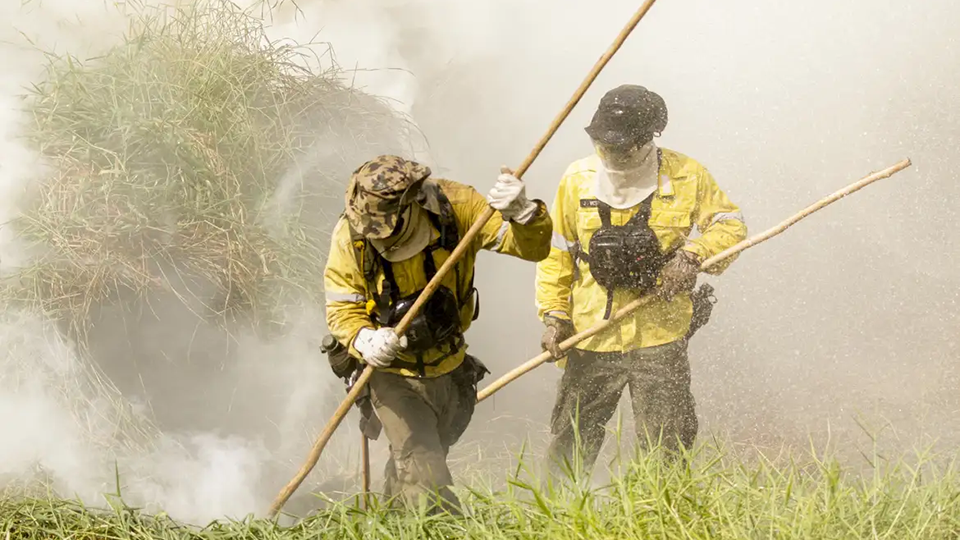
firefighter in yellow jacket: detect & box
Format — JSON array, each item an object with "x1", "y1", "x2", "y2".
[
  {"x1": 535, "y1": 85, "x2": 748, "y2": 476},
  {"x1": 323, "y1": 155, "x2": 552, "y2": 512}
]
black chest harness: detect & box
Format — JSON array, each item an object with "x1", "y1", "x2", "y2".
[
  {"x1": 348, "y1": 192, "x2": 478, "y2": 376},
  {"x1": 576, "y1": 192, "x2": 674, "y2": 320}
]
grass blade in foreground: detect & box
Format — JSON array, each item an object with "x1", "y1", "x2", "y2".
[{"x1": 6, "y1": 440, "x2": 960, "y2": 538}]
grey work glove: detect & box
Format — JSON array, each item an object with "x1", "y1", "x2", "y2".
[
  {"x1": 541, "y1": 315, "x2": 575, "y2": 361},
  {"x1": 658, "y1": 249, "x2": 701, "y2": 301}
]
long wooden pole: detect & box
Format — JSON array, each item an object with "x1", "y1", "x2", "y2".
[
  {"x1": 476, "y1": 158, "x2": 913, "y2": 403},
  {"x1": 360, "y1": 434, "x2": 370, "y2": 510},
  {"x1": 266, "y1": 0, "x2": 662, "y2": 519}
]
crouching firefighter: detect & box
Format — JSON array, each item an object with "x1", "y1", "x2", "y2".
[
  {"x1": 534, "y1": 84, "x2": 748, "y2": 478},
  {"x1": 322, "y1": 155, "x2": 553, "y2": 513}
]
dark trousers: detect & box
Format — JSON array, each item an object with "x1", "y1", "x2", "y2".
[
  {"x1": 546, "y1": 339, "x2": 698, "y2": 477},
  {"x1": 368, "y1": 356, "x2": 484, "y2": 513}
]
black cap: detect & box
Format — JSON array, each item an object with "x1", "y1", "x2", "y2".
[{"x1": 585, "y1": 85, "x2": 668, "y2": 147}]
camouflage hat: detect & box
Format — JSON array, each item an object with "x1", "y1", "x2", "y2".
[{"x1": 344, "y1": 155, "x2": 432, "y2": 240}]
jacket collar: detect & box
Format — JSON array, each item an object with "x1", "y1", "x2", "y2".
[{"x1": 589, "y1": 148, "x2": 675, "y2": 200}]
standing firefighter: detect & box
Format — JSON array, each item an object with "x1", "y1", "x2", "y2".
[
  {"x1": 323, "y1": 155, "x2": 552, "y2": 512},
  {"x1": 535, "y1": 85, "x2": 747, "y2": 477}
]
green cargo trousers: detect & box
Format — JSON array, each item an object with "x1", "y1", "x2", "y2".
[
  {"x1": 367, "y1": 355, "x2": 486, "y2": 513},
  {"x1": 546, "y1": 338, "x2": 697, "y2": 478}
]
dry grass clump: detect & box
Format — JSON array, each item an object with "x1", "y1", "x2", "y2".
[
  {"x1": 4, "y1": 0, "x2": 414, "y2": 345},
  {"x1": 0, "y1": 0, "x2": 416, "y2": 492}
]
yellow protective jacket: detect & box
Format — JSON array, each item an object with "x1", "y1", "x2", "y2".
[
  {"x1": 535, "y1": 147, "x2": 747, "y2": 354},
  {"x1": 324, "y1": 178, "x2": 552, "y2": 378}
]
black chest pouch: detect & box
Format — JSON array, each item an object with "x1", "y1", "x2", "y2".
[
  {"x1": 579, "y1": 195, "x2": 669, "y2": 318},
  {"x1": 372, "y1": 245, "x2": 467, "y2": 376},
  {"x1": 382, "y1": 284, "x2": 461, "y2": 354}
]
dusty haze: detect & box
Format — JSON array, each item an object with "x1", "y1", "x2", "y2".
[{"x1": 1, "y1": 0, "x2": 958, "y2": 525}]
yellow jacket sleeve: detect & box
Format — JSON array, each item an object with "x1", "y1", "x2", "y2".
[
  {"x1": 681, "y1": 165, "x2": 748, "y2": 274},
  {"x1": 535, "y1": 171, "x2": 578, "y2": 322},
  {"x1": 458, "y1": 183, "x2": 553, "y2": 262},
  {"x1": 323, "y1": 218, "x2": 375, "y2": 359}
]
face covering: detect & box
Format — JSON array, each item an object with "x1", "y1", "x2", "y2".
[
  {"x1": 594, "y1": 139, "x2": 660, "y2": 209},
  {"x1": 370, "y1": 203, "x2": 435, "y2": 262}
]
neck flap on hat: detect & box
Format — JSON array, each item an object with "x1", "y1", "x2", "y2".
[
  {"x1": 595, "y1": 140, "x2": 660, "y2": 209},
  {"x1": 370, "y1": 203, "x2": 437, "y2": 262}
]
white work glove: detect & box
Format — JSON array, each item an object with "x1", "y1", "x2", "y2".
[
  {"x1": 487, "y1": 166, "x2": 539, "y2": 224},
  {"x1": 353, "y1": 327, "x2": 407, "y2": 368}
]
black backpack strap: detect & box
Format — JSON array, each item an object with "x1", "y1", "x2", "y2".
[
  {"x1": 428, "y1": 188, "x2": 459, "y2": 252},
  {"x1": 624, "y1": 193, "x2": 655, "y2": 227},
  {"x1": 425, "y1": 191, "x2": 480, "y2": 321},
  {"x1": 422, "y1": 245, "x2": 439, "y2": 281},
  {"x1": 344, "y1": 215, "x2": 377, "y2": 285},
  {"x1": 603, "y1": 293, "x2": 615, "y2": 320},
  {"x1": 467, "y1": 268, "x2": 479, "y2": 321},
  {"x1": 596, "y1": 201, "x2": 612, "y2": 227},
  {"x1": 411, "y1": 246, "x2": 450, "y2": 378},
  {"x1": 375, "y1": 257, "x2": 399, "y2": 326}
]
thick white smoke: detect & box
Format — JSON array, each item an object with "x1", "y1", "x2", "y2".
[{"x1": 0, "y1": 0, "x2": 356, "y2": 525}]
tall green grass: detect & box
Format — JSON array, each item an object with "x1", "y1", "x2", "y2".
[{"x1": 3, "y1": 442, "x2": 959, "y2": 539}]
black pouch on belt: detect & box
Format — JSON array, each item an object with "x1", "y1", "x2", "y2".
[
  {"x1": 321, "y1": 334, "x2": 358, "y2": 381},
  {"x1": 456, "y1": 354, "x2": 490, "y2": 391},
  {"x1": 686, "y1": 283, "x2": 718, "y2": 339}
]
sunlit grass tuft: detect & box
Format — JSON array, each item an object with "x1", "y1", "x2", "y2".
[
  {"x1": 4, "y1": 440, "x2": 960, "y2": 539},
  {"x1": 5, "y1": 0, "x2": 414, "y2": 345}
]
